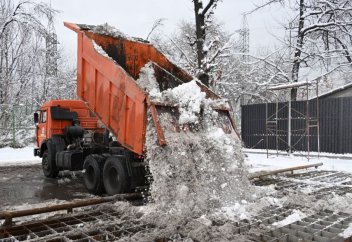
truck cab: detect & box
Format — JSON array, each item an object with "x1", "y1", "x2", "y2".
[
  {"x1": 34, "y1": 100, "x2": 100, "y2": 156},
  {"x1": 34, "y1": 100, "x2": 104, "y2": 176},
  {"x1": 34, "y1": 99, "x2": 145, "y2": 195}
]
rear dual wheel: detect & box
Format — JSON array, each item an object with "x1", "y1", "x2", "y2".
[
  {"x1": 83, "y1": 155, "x2": 105, "y2": 195},
  {"x1": 83, "y1": 155, "x2": 130, "y2": 195},
  {"x1": 103, "y1": 156, "x2": 130, "y2": 195}
]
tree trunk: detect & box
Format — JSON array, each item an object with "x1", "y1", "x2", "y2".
[
  {"x1": 290, "y1": 0, "x2": 305, "y2": 101},
  {"x1": 193, "y1": 0, "x2": 205, "y2": 70},
  {"x1": 193, "y1": 0, "x2": 210, "y2": 86}
]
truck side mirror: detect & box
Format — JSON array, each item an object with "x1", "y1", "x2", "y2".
[{"x1": 34, "y1": 112, "x2": 39, "y2": 125}]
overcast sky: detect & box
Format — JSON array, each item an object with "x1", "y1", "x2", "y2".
[{"x1": 49, "y1": 0, "x2": 287, "y2": 64}]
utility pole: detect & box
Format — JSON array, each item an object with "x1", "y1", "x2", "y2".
[
  {"x1": 236, "y1": 14, "x2": 250, "y2": 63},
  {"x1": 43, "y1": 0, "x2": 58, "y2": 101},
  {"x1": 45, "y1": 0, "x2": 58, "y2": 77}
]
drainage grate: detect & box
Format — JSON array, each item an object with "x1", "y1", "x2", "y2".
[
  {"x1": 251, "y1": 210, "x2": 352, "y2": 242},
  {"x1": 252, "y1": 170, "x2": 352, "y2": 199},
  {"x1": 0, "y1": 207, "x2": 154, "y2": 242},
  {"x1": 1, "y1": 205, "x2": 352, "y2": 241}
]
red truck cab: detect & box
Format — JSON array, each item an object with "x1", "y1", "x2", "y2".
[
  {"x1": 34, "y1": 99, "x2": 145, "y2": 195},
  {"x1": 35, "y1": 100, "x2": 100, "y2": 152}
]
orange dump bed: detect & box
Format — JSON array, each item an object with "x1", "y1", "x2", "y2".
[{"x1": 64, "y1": 22, "x2": 233, "y2": 155}]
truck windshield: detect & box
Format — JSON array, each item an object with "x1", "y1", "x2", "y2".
[{"x1": 51, "y1": 107, "x2": 78, "y2": 120}]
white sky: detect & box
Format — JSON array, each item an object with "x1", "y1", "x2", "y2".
[{"x1": 49, "y1": 0, "x2": 287, "y2": 64}]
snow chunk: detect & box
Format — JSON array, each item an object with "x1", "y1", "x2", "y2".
[
  {"x1": 168, "y1": 80, "x2": 206, "y2": 124},
  {"x1": 136, "y1": 62, "x2": 160, "y2": 95},
  {"x1": 215, "y1": 202, "x2": 250, "y2": 221},
  {"x1": 340, "y1": 223, "x2": 352, "y2": 239},
  {"x1": 92, "y1": 40, "x2": 111, "y2": 59},
  {"x1": 149, "y1": 80, "x2": 206, "y2": 124},
  {"x1": 272, "y1": 210, "x2": 306, "y2": 227}
]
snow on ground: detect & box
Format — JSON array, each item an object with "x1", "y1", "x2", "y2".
[
  {"x1": 340, "y1": 223, "x2": 352, "y2": 239},
  {"x1": 272, "y1": 209, "x2": 306, "y2": 228},
  {"x1": 0, "y1": 145, "x2": 40, "y2": 166},
  {"x1": 245, "y1": 149, "x2": 352, "y2": 173}
]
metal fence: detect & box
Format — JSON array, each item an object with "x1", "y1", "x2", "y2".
[
  {"x1": 0, "y1": 103, "x2": 37, "y2": 147},
  {"x1": 241, "y1": 97, "x2": 352, "y2": 154}
]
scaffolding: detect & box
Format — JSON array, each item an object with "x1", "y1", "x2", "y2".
[{"x1": 265, "y1": 80, "x2": 320, "y2": 160}]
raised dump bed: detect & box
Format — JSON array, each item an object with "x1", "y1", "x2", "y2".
[{"x1": 64, "y1": 22, "x2": 235, "y2": 155}]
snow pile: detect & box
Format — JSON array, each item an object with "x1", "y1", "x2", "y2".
[
  {"x1": 0, "y1": 146, "x2": 40, "y2": 166},
  {"x1": 142, "y1": 72, "x2": 251, "y2": 216},
  {"x1": 213, "y1": 201, "x2": 250, "y2": 221},
  {"x1": 148, "y1": 80, "x2": 206, "y2": 124},
  {"x1": 92, "y1": 23, "x2": 127, "y2": 39},
  {"x1": 340, "y1": 223, "x2": 352, "y2": 239},
  {"x1": 272, "y1": 209, "x2": 306, "y2": 227}
]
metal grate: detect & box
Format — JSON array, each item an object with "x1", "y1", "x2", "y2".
[
  {"x1": 0, "y1": 205, "x2": 306, "y2": 242},
  {"x1": 253, "y1": 170, "x2": 352, "y2": 199},
  {"x1": 251, "y1": 210, "x2": 352, "y2": 242},
  {"x1": 1, "y1": 169, "x2": 352, "y2": 242},
  {"x1": 1, "y1": 205, "x2": 351, "y2": 241},
  {"x1": 0, "y1": 208, "x2": 155, "y2": 242}
]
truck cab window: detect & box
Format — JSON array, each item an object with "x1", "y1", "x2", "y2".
[{"x1": 40, "y1": 111, "x2": 47, "y2": 123}]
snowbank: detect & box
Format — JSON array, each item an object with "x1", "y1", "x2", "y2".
[
  {"x1": 245, "y1": 151, "x2": 352, "y2": 173},
  {"x1": 0, "y1": 146, "x2": 40, "y2": 166}
]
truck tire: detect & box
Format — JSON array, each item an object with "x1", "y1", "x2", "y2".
[
  {"x1": 42, "y1": 149, "x2": 59, "y2": 178},
  {"x1": 42, "y1": 137, "x2": 65, "y2": 178},
  {"x1": 103, "y1": 156, "x2": 130, "y2": 195},
  {"x1": 83, "y1": 155, "x2": 105, "y2": 195}
]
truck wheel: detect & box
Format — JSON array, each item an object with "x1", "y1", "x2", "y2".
[
  {"x1": 103, "y1": 156, "x2": 130, "y2": 195},
  {"x1": 83, "y1": 155, "x2": 105, "y2": 195},
  {"x1": 42, "y1": 150, "x2": 59, "y2": 178}
]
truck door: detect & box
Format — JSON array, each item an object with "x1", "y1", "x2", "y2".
[{"x1": 36, "y1": 109, "x2": 48, "y2": 146}]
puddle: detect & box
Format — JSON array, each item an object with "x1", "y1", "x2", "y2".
[{"x1": 0, "y1": 165, "x2": 90, "y2": 209}]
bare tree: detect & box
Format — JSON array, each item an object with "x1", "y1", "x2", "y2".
[
  {"x1": 151, "y1": 19, "x2": 234, "y2": 88},
  {"x1": 250, "y1": 0, "x2": 352, "y2": 100},
  {"x1": 146, "y1": 18, "x2": 165, "y2": 41},
  {"x1": 192, "y1": 0, "x2": 222, "y2": 86},
  {"x1": 0, "y1": 0, "x2": 75, "y2": 146}
]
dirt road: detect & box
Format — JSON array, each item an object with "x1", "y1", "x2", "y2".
[{"x1": 0, "y1": 165, "x2": 91, "y2": 209}]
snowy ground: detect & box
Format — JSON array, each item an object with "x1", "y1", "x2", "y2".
[
  {"x1": 1, "y1": 146, "x2": 352, "y2": 241},
  {"x1": 1, "y1": 145, "x2": 351, "y2": 174},
  {"x1": 0, "y1": 145, "x2": 40, "y2": 166},
  {"x1": 245, "y1": 149, "x2": 352, "y2": 174}
]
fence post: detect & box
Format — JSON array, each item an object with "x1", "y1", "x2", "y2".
[
  {"x1": 339, "y1": 99, "x2": 344, "y2": 154},
  {"x1": 12, "y1": 105, "x2": 16, "y2": 146}
]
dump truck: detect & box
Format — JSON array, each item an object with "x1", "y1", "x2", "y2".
[{"x1": 33, "y1": 22, "x2": 238, "y2": 195}]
